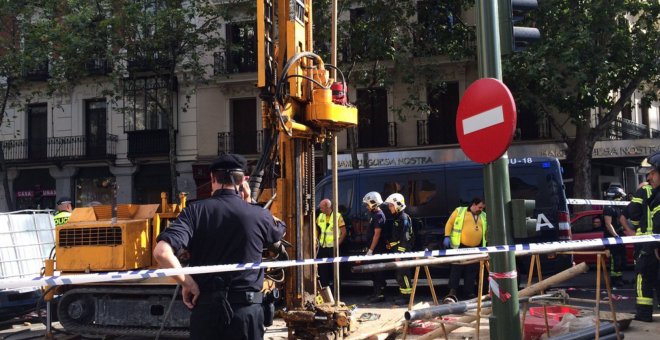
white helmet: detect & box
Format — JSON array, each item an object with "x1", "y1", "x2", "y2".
[
  {"x1": 385, "y1": 193, "x2": 406, "y2": 212},
  {"x1": 362, "y1": 191, "x2": 383, "y2": 209}
]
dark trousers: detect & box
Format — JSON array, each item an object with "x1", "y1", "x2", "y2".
[
  {"x1": 634, "y1": 244, "x2": 658, "y2": 319},
  {"x1": 607, "y1": 243, "x2": 626, "y2": 279},
  {"x1": 317, "y1": 247, "x2": 335, "y2": 287},
  {"x1": 190, "y1": 301, "x2": 264, "y2": 340},
  {"x1": 392, "y1": 248, "x2": 412, "y2": 295},
  {"x1": 448, "y1": 262, "x2": 479, "y2": 297}
]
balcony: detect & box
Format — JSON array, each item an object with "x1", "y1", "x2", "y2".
[
  {"x1": 22, "y1": 62, "x2": 49, "y2": 81},
  {"x1": 127, "y1": 52, "x2": 174, "y2": 73},
  {"x1": 127, "y1": 129, "x2": 171, "y2": 158},
  {"x1": 1, "y1": 135, "x2": 118, "y2": 163},
  {"x1": 84, "y1": 58, "x2": 112, "y2": 75},
  {"x1": 603, "y1": 118, "x2": 660, "y2": 140},
  {"x1": 217, "y1": 130, "x2": 263, "y2": 155},
  {"x1": 417, "y1": 120, "x2": 429, "y2": 145}
]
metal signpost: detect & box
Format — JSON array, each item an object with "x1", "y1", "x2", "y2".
[{"x1": 456, "y1": 1, "x2": 522, "y2": 339}]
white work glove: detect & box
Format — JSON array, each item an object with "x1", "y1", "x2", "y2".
[{"x1": 366, "y1": 249, "x2": 373, "y2": 256}]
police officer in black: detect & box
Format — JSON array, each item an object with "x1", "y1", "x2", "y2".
[
  {"x1": 154, "y1": 154, "x2": 286, "y2": 339},
  {"x1": 603, "y1": 187, "x2": 627, "y2": 287}
]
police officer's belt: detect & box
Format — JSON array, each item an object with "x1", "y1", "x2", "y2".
[{"x1": 202, "y1": 290, "x2": 263, "y2": 304}]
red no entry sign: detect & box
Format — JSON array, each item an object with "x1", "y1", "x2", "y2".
[{"x1": 456, "y1": 78, "x2": 517, "y2": 164}]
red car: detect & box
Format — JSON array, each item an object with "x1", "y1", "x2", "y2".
[{"x1": 569, "y1": 210, "x2": 634, "y2": 267}]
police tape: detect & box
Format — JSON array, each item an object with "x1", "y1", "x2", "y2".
[
  {"x1": 567, "y1": 198, "x2": 629, "y2": 206},
  {"x1": 0, "y1": 235, "x2": 658, "y2": 290}
]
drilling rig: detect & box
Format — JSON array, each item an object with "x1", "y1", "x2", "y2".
[{"x1": 251, "y1": 0, "x2": 358, "y2": 337}]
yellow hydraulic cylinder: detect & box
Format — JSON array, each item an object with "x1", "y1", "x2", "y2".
[{"x1": 43, "y1": 259, "x2": 56, "y2": 301}]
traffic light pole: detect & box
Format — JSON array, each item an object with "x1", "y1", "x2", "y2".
[{"x1": 475, "y1": 1, "x2": 522, "y2": 339}]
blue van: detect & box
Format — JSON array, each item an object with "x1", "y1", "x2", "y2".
[{"x1": 315, "y1": 156, "x2": 573, "y2": 278}]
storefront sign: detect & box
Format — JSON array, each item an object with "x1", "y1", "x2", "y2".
[
  {"x1": 331, "y1": 139, "x2": 658, "y2": 169},
  {"x1": 16, "y1": 191, "x2": 34, "y2": 198}
]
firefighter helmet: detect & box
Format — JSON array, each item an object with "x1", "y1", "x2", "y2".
[
  {"x1": 385, "y1": 193, "x2": 406, "y2": 212},
  {"x1": 362, "y1": 191, "x2": 383, "y2": 209},
  {"x1": 638, "y1": 151, "x2": 660, "y2": 175},
  {"x1": 605, "y1": 187, "x2": 626, "y2": 200}
]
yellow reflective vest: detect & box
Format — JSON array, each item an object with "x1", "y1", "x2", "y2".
[
  {"x1": 448, "y1": 207, "x2": 487, "y2": 249},
  {"x1": 317, "y1": 212, "x2": 344, "y2": 248},
  {"x1": 53, "y1": 211, "x2": 72, "y2": 226}
]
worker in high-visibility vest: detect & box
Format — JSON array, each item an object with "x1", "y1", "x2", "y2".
[
  {"x1": 53, "y1": 197, "x2": 73, "y2": 226},
  {"x1": 316, "y1": 198, "x2": 346, "y2": 288},
  {"x1": 443, "y1": 197, "x2": 487, "y2": 303}
]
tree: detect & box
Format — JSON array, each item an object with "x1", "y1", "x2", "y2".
[
  {"x1": 312, "y1": 0, "x2": 475, "y2": 168},
  {"x1": 504, "y1": 0, "x2": 660, "y2": 198},
  {"x1": 1, "y1": 0, "x2": 234, "y2": 205},
  {"x1": 0, "y1": 1, "x2": 53, "y2": 210}
]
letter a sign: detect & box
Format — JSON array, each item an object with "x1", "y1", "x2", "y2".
[{"x1": 456, "y1": 78, "x2": 517, "y2": 164}]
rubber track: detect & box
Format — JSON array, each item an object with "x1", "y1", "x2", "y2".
[{"x1": 58, "y1": 286, "x2": 189, "y2": 338}]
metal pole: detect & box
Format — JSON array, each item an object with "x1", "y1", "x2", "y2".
[
  {"x1": 476, "y1": 1, "x2": 521, "y2": 339},
  {"x1": 331, "y1": 136, "x2": 340, "y2": 305},
  {"x1": 331, "y1": 0, "x2": 337, "y2": 80}
]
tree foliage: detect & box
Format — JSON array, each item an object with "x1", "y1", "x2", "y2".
[
  {"x1": 0, "y1": 0, "x2": 236, "y2": 205},
  {"x1": 504, "y1": 0, "x2": 660, "y2": 198}
]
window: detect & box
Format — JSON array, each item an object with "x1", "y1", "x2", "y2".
[
  {"x1": 415, "y1": 1, "x2": 454, "y2": 57},
  {"x1": 123, "y1": 76, "x2": 173, "y2": 131},
  {"x1": 226, "y1": 21, "x2": 257, "y2": 73},
  {"x1": 355, "y1": 88, "x2": 389, "y2": 148},
  {"x1": 426, "y1": 82, "x2": 459, "y2": 144}
]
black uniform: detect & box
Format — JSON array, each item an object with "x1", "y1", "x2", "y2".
[
  {"x1": 388, "y1": 211, "x2": 414, "y2": 297},
  {"x1": 157, "y1": 189, "x2": 286, "y2": 339},
  {"x1": 367, "y1": 209, "x2": 387, "y2": 294},
  {"x1": 603, "y1": 204, "x2": 626, "y2": 284}
]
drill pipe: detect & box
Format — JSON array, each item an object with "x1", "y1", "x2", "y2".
[
  {"x1": 417, "y1": 262, "x2": 590, "y2": 340},
  {"x1": 351, "y1": 253, "x2": 488, "y2": 273},
  {"x1": 351, "y1": 248, "x2": 563, "y2": 274},
  {"x1": 405, "y1": 293, "x2": 559, "y2": 321}
]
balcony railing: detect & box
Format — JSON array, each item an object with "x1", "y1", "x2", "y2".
[
  {"x1": 84, "y1": 58, "x2": 112, "y2": 75},
  {"x1": 127, "y1": 52, "x2": 174, "y2": 73},
  {"x1": 417, "y1": 120, "x2": 429, "y2": 145},
  {"x1": 388, "y1": 122, "x2": 397, "y2": 147},
  {"x1": 604, "y1": 117, "x2": 660, "y2": 140},
  {"x1": 1, "y1": 135, "x2": 118, "y2": 162},
  {"x1": 22, "y1": 62, "x2": 49, "y2": 81},
  {"x1": 217, "y1": 130, "x2": 263, "y2": 155},
  {"x1": 127, "y1": 129, "x2": 171, "y2": 158},
  {"x1": 213, "y1": 52, "x2": 226, "y2": 76}
]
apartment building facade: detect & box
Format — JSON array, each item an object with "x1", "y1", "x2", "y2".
[{"x1": 1, "y1": 2, "x2": 658, "y2": 211}]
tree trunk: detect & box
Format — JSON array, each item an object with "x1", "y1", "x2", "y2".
[
  {"x1": 570, "y1": 124, "x2": 597, "y2": 201},
  {"x1": 0, "y1": 81, "x2": 14, "y2": 210},
  {"x1": 347, "y1": 127, "x2": 359, "y2": 169}
]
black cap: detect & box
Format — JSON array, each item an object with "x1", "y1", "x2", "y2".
[
  {"x1": 56, "y1": 197, "x2": 72, "y2": 205},
  {"x1": 210, "y1": 154, "x2": 247, "y2": 172}
]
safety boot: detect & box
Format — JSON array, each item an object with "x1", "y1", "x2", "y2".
[
  {"x1": 442, "y1": 289, "x2": 458, "y2": 304},
  {"x1": 367, "y1": 287, "x2": 385, "y2": 303},
  {"x1": 635, "y1": 305, "x2": 653, "y2": 322},
  {"x1": 394, "y1": 294, "x2": 411, "y2": 306}
]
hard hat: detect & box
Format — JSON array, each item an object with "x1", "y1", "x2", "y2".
[
  {"x1": 605, "y1": 187, "x2": 626, "y2": 200},
  {"x1": 385, "y1": 193, "x2": 406, "y2": 213},
  {"x1": 362, "y1": 191, "x2": 383, "y2": 209},
  {"x1": 638, "y1": 151, "x2": 660, "y2": 175}
]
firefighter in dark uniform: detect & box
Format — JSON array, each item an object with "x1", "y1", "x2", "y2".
[
  {"x1": 384, "y1": 193, "x2": 414, "y2": 305},
  {"x1": 624, "y1": 152, "x2": 660, "y2": 322},
  {"x1": 53, "y1": 197, "x2": 73, "y2": 226},
  {"x1": 362, "y1": 191, "x2": 387, "y2": 303},
  {"x1": 603, "y1": 187, "x2": 627, "y2": 287},
  {"x1": 154, "y1": 154, "x2": 286, "y2": 339}
]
